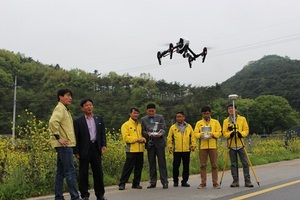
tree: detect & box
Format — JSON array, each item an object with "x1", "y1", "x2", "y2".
[{"x1": 250, "y1": 95, "x2": 299, "y2": 134}]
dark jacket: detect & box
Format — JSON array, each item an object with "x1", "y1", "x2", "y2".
[
  {"x1": 141, "y1": 114, "x2": 167, "y2": 149},
  {"x1": 74, "y1": 114, "x2": 106, "y2": 159}
]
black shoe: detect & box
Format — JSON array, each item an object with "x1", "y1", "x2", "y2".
[
  {"x1": 147, "y1": 184, "x2": 156, "y2": 189},
  {"x1": 163, "y1": 183, "x2": 168, "y2": 189},
  {"x1": 119, "y1": 184, "x2": 125, "y2": 190},
  {"x1": 174, "y1": 182, "x2": 178, "y2": 187},
  {"x1": 132, "y1": 185, "x2": 143, "y2": 189},
  {"x1": 82, "y1": 197, "x2": 89, "y2": 200},
  {"x1": 181, "y1": 182, "x2": 190, "y2": 187}
]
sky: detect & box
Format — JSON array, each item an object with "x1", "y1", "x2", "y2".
[{"x1": 1, "y1": 0, "x2": 300, "y2": 87}]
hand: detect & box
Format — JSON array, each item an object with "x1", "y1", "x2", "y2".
[
  {"x1": 75, "y1": 154, "x2": 80, "y2": 159},
  {"x1": 102, "y1": 146, "x2": 107, "y2": 153},
  {"x1": 168, "y1": 147, "x2": 173, "y2": 154},
  {"x1": 237, "y1": 132, "x2": 243, "y2": 138},
  {"x1": 190, "y1": 146, "x2": 195, "y2": 152},
  {"x1": 153, "y1": 132, "x2": 162, "y2": 137},
  {"x1": 58, "y1": 138, "x2": 69, "y2": 146},
  {"x1": 230, "y1": 131, "x2": 235, "y2": 138}
]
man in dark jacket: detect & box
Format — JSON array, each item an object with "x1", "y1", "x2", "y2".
[
  {"x1": 141, "y1": 103, "x2": 168, "y2": 189},
  {"x1": 74, "y1": 99, "x2": 107, "y2": 200}
]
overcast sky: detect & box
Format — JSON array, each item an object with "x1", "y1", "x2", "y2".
[{"x1": 1, "y1": 0, "x2": 300, "y2": 86}]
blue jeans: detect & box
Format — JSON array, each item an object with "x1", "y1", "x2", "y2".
[{"x1": 55, "y1": 147, "x2": 79, "y2": 200}]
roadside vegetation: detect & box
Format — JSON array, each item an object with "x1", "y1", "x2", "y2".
[{"x1": 0, "y1": 111, "x2": 300, "y2": 200}]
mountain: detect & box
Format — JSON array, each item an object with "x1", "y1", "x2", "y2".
[{"x1": 220, "y1": 55, "x2": 300, "y2": 111}]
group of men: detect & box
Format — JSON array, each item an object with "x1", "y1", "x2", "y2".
[
  {"x1": 118, "y1": 102, "x2": 254, "y2": 191},
  {"x1": 48, "y1": 88, "x2": 253, "y2": 200}
]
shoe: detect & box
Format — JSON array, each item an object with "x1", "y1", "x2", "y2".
[
  {"x1": 245, "y1": 181, "x2": 254, "y2": 187},
  {"x1": 181, "y1": 182, "x2": 190, "y2": 187},
  {"x1": 132, "y1": 185, "x2": 142, "y2": 189},
  {"x1": 119, "y1": 184, "x2": 125, "y2": 190},
  {"x1": 147, "y1": 184, "x2": 156, "y2": 189},
  {"x1": 197, "y1": 183, "x2": 206, "y2": 189},
  {"x1": 82, "y1": 197, "x2": 89, "y2": 200},
  {"x1": 174, "y1": 182, "x2": 178, "y2": 187},
  {"x1": 213, "y1": 184, "x2": 220, "y2": 189},
  {"x1": 230, "y1": 180, "x2": 239, "y2": 187},
  {"x1": 163, "y1": 183, "x2": 168, "y2": 189}
]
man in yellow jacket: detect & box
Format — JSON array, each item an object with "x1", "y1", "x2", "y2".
[
  {"x1": 119, "y1": 107, "x2": 146, "y2": 190},
  {"x1": 167, "y1": 112, "x2": 197, "y2": 187},
  {"x1": 223, "y1": 104, "x2": 253, "y2": 188},
  {"x1": 194, "y1": 106, "x2": 222, "y2": 189},
  {"x1": 49, "y1": 89, "x2": 80, "y2": 200}
]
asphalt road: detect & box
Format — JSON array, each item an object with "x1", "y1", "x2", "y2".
[{"x1": 27, "y1": 158, "x2": 300, "y2": 200}]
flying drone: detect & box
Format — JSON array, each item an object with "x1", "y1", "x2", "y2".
[{"x1": 157, "y1": 38, "x2": 207, "y2": 68}]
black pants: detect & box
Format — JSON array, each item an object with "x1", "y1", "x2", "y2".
[
  {"x1": 173, "y1": 152, "x2": 190, "y2": 184},
  {"x1": 119, "y1": 152, "x2": 144, "y2": 186},
  {"x1": 79, "y1": 142, "x2": 105, "y2": 199},
  {"x1": 147, "y1": 147, "x2": 168, "y2": 185}
]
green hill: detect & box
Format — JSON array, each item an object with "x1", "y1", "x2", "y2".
[{"x1": 220, "y1": 55, "x2": 300, "y2": 111}]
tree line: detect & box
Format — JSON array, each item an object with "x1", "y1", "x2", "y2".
[{"x1": 0, "y1": 50, "x2": 299, "y2": 135}]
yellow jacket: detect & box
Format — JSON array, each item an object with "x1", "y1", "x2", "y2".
[
  {"x1": 49, "y1": 102, "x2": 76, "y2": 148},
  {"x1": 167, "y1": 122, "x2": 197, "y2": 152},
  {"x1": 223, "y1": 115, "x2": 249, "y2": 148},
  {"x1": 121, "y1": 117, "x2": 146, "y2": 153},
  {"x1": 194, "y1": 118, "x2": 222, "y2": 149}
]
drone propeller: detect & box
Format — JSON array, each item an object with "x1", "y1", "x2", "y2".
[
  {"x1": 169, "y1": 43, "x2": 174, "y2": 59},
  {"x1": 200, "y1": 47, "x2": 208, "y2": 63}
]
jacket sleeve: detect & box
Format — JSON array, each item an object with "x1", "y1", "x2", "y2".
[
  {"x1": 167, "y1": 126, "x2": 174, "y2": 149},
  {"x1": 239, "y1": 117, "x2": 249, "y2": 137},
  {"x1": 193, "y1": 121, "x2": 202, "y2": 139},
  {"x1": 49, "y1": 106, "x2": 63, "y2": 136},
  {"x1": 159, "y1": 115, "x2": 167, "y2": 135},
  {"x1": 223, "y1": 118, "x2": 232, "y2": 139},
  {"x1": 190, "y1": 126, "x2": 197, "y2": 148},
  {"x1": 73, "y1": 119, "x2": 80, "y2": 154},
  {"x1": 100, "y1": 117, "x2": 107, "y2": 147},
  {"x1": 141, "y1": 118, "x2": 148, "y2": 138},
  {"x1": 212, "y1": 120, "x2": 222, "y2": 139}
]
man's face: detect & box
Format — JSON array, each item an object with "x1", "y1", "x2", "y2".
[
  {"x1": 59, "y1": 92, "x2": 72, "y2": 106},
  {"x1": 130, "y1": 109, "x2": 140, "y2": 120},
  {"x1": 176, "y1": 113, "x2": 185, "y2": 124},
  {"x1": 202, "y1": 111, "x2": 211, "y2": 120},
  {"x1": 228, "y1": 106, "x2": 236, "y2": 116},
  {"x1": 146, "y1": 108, "x2": 156, "y2": 117},
  {"x1": 82, "y1": 101, "x2": 94, "y2": 115}
]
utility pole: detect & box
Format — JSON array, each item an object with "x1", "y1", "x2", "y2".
[{"x1": 12, "y1": 76, "x2": 17, "y2": 144}]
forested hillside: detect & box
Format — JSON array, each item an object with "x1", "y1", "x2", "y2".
[
  {"x1": 0, "y1": 50, "x2": 299, "y2": 135},
  {"x1": 221, "y1": 55, "x2": 300, "y2": 111}
]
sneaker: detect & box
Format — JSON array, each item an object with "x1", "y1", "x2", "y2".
[
  {"x1": 119, "y1": 184, "x2": 125, "y2": 190},
  {"x1": 230, "y1": 180, "x2": 239, "y2": 187},
  {"x1": 197, "y1": 183, "x2": 206, "y2": 189},
  {"x1": 245, "y1": 181, "x2": 254, "y2": 187},
  {"x1": 213, "y1": 184, "x2": 220, "y2": 189}
]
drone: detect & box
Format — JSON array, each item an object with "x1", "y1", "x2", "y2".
[{"x1": 157, "y1": 38, "x2": 207, "y2": 68}]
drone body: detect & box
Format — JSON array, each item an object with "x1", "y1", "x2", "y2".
[{"x1": 157, "y1": 38, "x2": 207, "y2": 68}]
